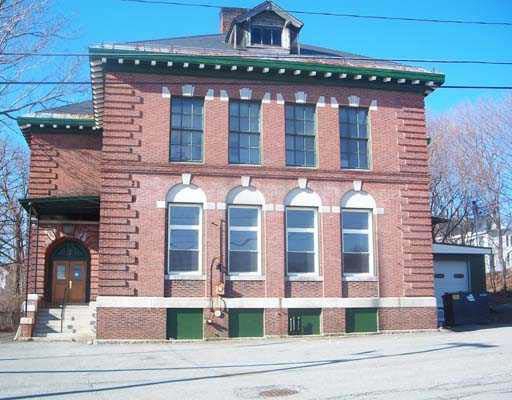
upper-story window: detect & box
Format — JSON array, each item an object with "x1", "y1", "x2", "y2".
[
  {"x1": 340, "y1": 107, "x2": 369, "y2": 170},
  {"x1": 251, "y1": 26, "x2": 282, "y2": 46},
  {"x1": 285, "y1": 104, "x2": 316, "y2": 167},
  {"x1": 170, "y1": 97, "x2": 203, "y2": 163},
  {"x1": 229, "y1": 100, "x2": 261, "y2": 165}
]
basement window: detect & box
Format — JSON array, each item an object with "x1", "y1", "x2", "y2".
[{"x1": 251, "y1": 26, "x2": 282, "y2": 46}]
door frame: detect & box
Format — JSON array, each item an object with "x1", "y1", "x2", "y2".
[{"x1": 45, "y1": 239, "x2": 91, "y2": 305}]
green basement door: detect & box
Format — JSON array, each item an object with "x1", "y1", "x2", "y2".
[
  {"x1": 288, "y1": 309, "x2": 321, "y2": 335},
  {"x1": 166, "y1": 309, "x2": 203, "y2": 339},
  {"x1": 229, "y1": 309, "x2": 264, "y2": 338},
  {"x1": 346, "y1": 308, "x2": 378, "y2": 333}
]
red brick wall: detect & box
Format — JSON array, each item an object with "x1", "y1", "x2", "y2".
[
  {"x1": 165, "y1": 280, "x2": 205, "y2": 297},
  {"x1": 323, "y1": 308, "x2": 345, "y2": 334},
  {"x1": 24, "y1": 71, "x2": 436, "y2": 337},
  {"x1": 98, "y1": 72, "x2": 433, "y2": 303},
  {"x1": 379, "y1": 307, "x2": 437, "y2": 331},
  {"x1": 28, "y1": 131, "x2": 101, "y2": 198},
  {"x1": 204, "y1": 308, "x2": 229, "y2": 339},
  {"x1": 96, "y1": 307, "x2": 166, "y2": 340},
  {"x1": 342, "y1": 282, "x2": 379, "y2": 298},
  {"x1": 265, "y1": 308, "x2": 287, "y2": 336}
]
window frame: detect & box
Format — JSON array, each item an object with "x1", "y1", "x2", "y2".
[
  {"x1": 250, "y1": 25, "x2": 282, "y2": 47},
  {"x1": 285, "y1": 206, "x2": 319, "y2": 276},
  {"x1": 285, "y1": 103, "x2": 317, "y2": 168},
  {"x1": 339, "y1": 106, "x2": 371, "y2": 171},
  {"x1": 167, "y1": 203, "x2": 202, "y2": 276},
  {"x1": 341, "y1": 208, "x2": 374, "y2": 278},
  {"x1": 169, "y1": 96, "x2": 204, "y2": 164},
  {"x1": 227, "y1": 205, "x2": 262, "y2": 276},
  {"x1": 228, "y1": 99, "x2": 262, "y2": 165}
]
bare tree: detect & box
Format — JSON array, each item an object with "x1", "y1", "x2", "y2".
[
  {"x1": 0, "y1": 0, "x2": 83, "y2": 129},
  {"x1": 428, "y1": 95, "x2": 512, "y2": 292},
  {"x1": 0, "y1": 138, "x2": 28, "y2": 295},
  {"x1": 428, "y1": 114, "x2": 473, "y2": 243}
]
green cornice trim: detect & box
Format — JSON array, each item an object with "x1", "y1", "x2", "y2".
[
  {"x1": 17, "y1": 116, "x2": 96, "y2": 128},
  {"x1": 89, "y1": 47, "x2": 445, "y2": 84}
]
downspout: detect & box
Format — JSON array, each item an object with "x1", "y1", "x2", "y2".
[
  {"x1": 33, "y1": 216, "x2": 40, "y2": 301},
  {"x1": 24, "y1": 204, "x2": 33, "y2": 316}
]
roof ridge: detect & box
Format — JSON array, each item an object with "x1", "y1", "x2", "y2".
[{"x1": 120, "y1": 33, "x2": 224, "y2": 45}]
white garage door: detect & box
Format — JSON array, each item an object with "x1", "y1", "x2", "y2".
[{"x1": 434, "y1": 260, "x2": 469, "y2": 308}]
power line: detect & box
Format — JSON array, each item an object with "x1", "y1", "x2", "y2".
[
  {"x1": 120, "y1": 0, "x2": 512, "y2": 27},
  {"x1": 2, "y1": 81, "x2": 512, "y2": 89},
  {"x1": 2, "y1": 51, "x2": 512, "y2": 65}
]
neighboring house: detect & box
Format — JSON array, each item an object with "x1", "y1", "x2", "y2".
[
  {"x1": 443, "y1": 216, "x2": 512, "y2": 273},
  {"x1": 17, "y1": 1, "x2": 445, "y2": 340}
]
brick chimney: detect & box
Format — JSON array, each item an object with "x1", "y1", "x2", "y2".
[{"x1": 220, "y1": 7, "x2": 247, "y2": 34}]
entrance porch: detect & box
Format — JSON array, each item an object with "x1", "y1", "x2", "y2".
[{"x1": 18, "y1": 196, "x2": 99, "y2": 339}]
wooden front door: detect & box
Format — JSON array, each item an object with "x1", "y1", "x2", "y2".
[{"x1": 52, "y1": 261, "x2": 87, "y2": 304}]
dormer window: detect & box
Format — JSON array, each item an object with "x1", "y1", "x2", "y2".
[{"x1": 251, "y1": 26, "x2": 282, "y2": 46}]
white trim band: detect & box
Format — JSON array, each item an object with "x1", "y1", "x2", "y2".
[{"x1": 96, "y1": 296, "x2": 436, "y2": 309}]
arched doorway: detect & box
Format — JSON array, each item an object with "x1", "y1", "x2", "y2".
[{"x1": 48, "y1": 240, "x2": 90, "y2": 305}]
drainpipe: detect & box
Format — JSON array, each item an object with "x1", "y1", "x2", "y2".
[
  {"x1": 24, "y1": 204, "x2": 33, "y2": 316},
  {"x1": 33, "y1": 216, "x2": 40, "y2": 302}
]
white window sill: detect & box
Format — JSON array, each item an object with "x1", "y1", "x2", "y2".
[
  {"x1": 343, "y1": 274, "x2": 378, "y2": 282},
  {"x1": 286, "y1": 275, "x2": 323, "y2": 282},
  {"x1": 340, "y1": 168, "x2": 372, "y2": 172},
  {"x1": 165, "y1": 274, "x2": 205, "y2": 281},
  {"x1": 226, "y1": 275, "x2": 265, "y2": 281}
]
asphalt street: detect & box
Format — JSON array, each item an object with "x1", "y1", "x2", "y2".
[{"x1": 0, "y1": 326, "x2": 511, "y2": 400}]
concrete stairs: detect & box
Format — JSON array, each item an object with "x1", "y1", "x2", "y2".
[{"x1": 33, "y1": 304, "x2": 96, "y2": 341}]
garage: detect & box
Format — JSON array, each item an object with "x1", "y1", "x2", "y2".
[
  {"x1": 434, "y1": 260, "x2": 469, "y2": 306},
  {"x1": 433, "y1": 243, "x2": 492, "y2": 323}
]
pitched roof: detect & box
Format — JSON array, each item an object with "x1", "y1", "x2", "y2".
[
  {"x1": 119, "y1": 33, "x2": 428, "y2": 74},
  {"x1": 36, "y1": 101, "x2": 94, "y2": 116},
  {"x1": 23, "y1": 100, "x2": 94, "y2": 120},
  {"x1": 17, "y1": 100, "x2": 96, "y2": 137}
]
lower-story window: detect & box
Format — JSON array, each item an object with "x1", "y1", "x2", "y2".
[
  {"x1": 168, "y1": 204, "x2": 201, "y2": 274},
  {"x1": 286, "y1": 207, "x2": 318, "y2": 275},
  {"x1": 342, "y1": 209, "x2": 373, "y2": 275},
  {"x1": 228, "y1": 206, "x2": 260, "y2": 274}
]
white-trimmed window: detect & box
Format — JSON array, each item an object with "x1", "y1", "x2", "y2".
[
  {"x1": 168, "y1": 204, "x2": 202, "y2": 274},
  {"x1": 340, "y1": 107, "x2": 370, "y2": 170},
  {"x1": 286, "y1": 207, "x2": 318, "y2": 275},
  {"x1": 342, "y1": 209, "x2": 373, "y2": 275},
  {"x1": 228, "y1": 206, "x2": 261, "y2": 274}
]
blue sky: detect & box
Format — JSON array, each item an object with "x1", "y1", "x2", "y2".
[
  {"x1": 53, "y1": 0, "x2": 511, "y2": 113},
  {"x1": 12, "y1": 0, "x2": 512, "y2": 143}
]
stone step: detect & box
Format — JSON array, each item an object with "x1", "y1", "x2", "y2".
[{"x1": 34, "y1": 305, "x2": 96, "y2": 341}]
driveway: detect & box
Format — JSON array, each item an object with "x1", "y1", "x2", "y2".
[{"x1": 0, "y1": 327, "x2": 511, "y2": 400}]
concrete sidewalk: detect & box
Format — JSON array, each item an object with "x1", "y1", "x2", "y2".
[{"x1": 0, "y1": 327, "x2": 511, "y2": 399}]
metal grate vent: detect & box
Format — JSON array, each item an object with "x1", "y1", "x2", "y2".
[{"x1": 259, "y1": 388, "x2": 299, "y2": 398}]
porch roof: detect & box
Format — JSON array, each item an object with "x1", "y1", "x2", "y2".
[{"x1": 19, "y1": 196, "x2": 100, "y2": 221}]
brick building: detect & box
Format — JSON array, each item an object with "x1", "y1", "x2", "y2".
[{"x1": 18, "y1": 1, "x2": 445, "y2": 340}]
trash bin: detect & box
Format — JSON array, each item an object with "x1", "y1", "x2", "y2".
[{"x1": 442, "y1": 292, "x2": 490, "y2": 326}]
